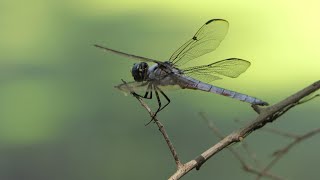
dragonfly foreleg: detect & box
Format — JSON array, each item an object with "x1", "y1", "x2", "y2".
[
  {"x1": 145, "y1": 85, "x2": 171, "y2": 126},
  {"x1": 143, "y1": 83, "x2": 153, "y2": 99},
  {"x1": 131, "y1": 83, "x2": 153, "y2": 99},
  {"x1": 145, "y1": 84, "x2": 162, "y2": 126}
]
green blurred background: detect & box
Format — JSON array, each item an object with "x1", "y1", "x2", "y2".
[{"x1": 0, "y1": 0, "x2": 319, "y2": 179}]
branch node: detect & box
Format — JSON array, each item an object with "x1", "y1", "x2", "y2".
[
  {"x1": 195, "y1": 155, "x2": 206, "y2": 170},
  {"x1": 251, "y1": 105, "x2": 266, "y2": 114},
  {"x1": 238, "y1": 136, "x2": 244, "y2": 141},
  {"x1": 242, "y1": 165, "x2": 250, "y2": 171}
]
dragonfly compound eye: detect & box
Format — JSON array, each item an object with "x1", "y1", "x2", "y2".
[{"x1": 131, "y1": 62, "x2": 149, "y2": 82}]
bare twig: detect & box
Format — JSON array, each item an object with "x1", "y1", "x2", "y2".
[
  {"x1": 232, "y1": 119, "x2": 261, "y2": 167},
  {"x1": 262, "y1": 127, "x2": 300, "y2": 139},
  {"x1": 200, "y1": 112, "x2": 285, "y2": 180},
  {"x1": 256, "y1": 128, "x2": 320, "y2": 180},
  {"x1": 168, "y1": 80, "x2": 319, "y2": 179},
  {"x1": 236, "y1": 120, "x2": 300, "y2": 139},
  {"x1": 137, "y1": 97, "x2": 182, "y2": 167},
  {"x1": 298, "y1": 93, "x2": 319, "y2": 104},
  {"x1": 237, "y1": 116, "x2": 319, "y2": 179},
  {"x1": 121, "y1": 79, "x2": 182, "y2": 168}
]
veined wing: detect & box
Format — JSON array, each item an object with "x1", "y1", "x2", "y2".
[
  {"x1": 182, "y1": 58, "x2": 251, "y2": 83},
  {"x1": 94, "y1": 44, "x2": 161, "y2": 64},
  {"x1": 169, "y1": 19, "x2": 229, "y2": 67},
  {"x1": 185, "y1": 73, "x2": 222, "y2": 83}
]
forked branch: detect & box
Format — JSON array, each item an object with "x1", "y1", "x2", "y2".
[
  {"x1": 200, "y1": 112, "x2": 285, "y2": 180},
  {"x1": 256, "y1": 127, "x2": 320, "y2": 180},
  {"x1": 169, "y1": 80, "x2": 319, "y2": 179},
  {"x1": 126, "y1": 80, "x2": 319, "y2": 179}
]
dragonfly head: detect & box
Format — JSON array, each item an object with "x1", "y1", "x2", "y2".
[{"x1": 131, "y1": 62, "x2": 149, "y2": 82}]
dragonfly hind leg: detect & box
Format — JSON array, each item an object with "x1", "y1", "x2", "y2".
[
  {"x1": 156, "y1": 86, "x2": 171, "y2": 112},
  {"x1": 145, "y1": 85, "x2": 171, "y2": 126}
]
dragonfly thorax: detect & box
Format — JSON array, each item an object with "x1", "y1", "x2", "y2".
[{"x1": 131, "y1": 62, "x2": 149, "y2": 82}]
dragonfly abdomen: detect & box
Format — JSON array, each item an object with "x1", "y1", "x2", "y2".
[
  {"x1": 179, "y1": 76, "x2": 268, "y2": 106},
  {"x1": 201, "y1": 82, "x2": 268, "y2": 106}
]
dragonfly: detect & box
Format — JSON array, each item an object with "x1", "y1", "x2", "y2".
[{"x1": 95, "y1": 19, "x2": 268, "y2": 119}]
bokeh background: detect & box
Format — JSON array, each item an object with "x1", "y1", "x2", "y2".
[{"x1": 0, "y1": 0, "x2": 319, "y2": 179}]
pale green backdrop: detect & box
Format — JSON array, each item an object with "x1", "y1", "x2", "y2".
[{"x1": 0, "y1": 0, "x2": 319, "y2": 179}]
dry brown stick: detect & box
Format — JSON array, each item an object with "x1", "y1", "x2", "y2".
[
  {"x1": 234, "y1": 119, "x2": 266, "y2": 168},
  {"x1": 121, "y1": 80, "x2": 182, "y2": 168},
  {"x1": 256, "y1": 127, "x2": 320, "y2": 180},
  {"x1": 168, "y1": 80, "x2": 320, "y2": 179},
  {"x1": 239, "y1": 102, "x2": 319, "y2": 179},
  {"x1": 200, "y1": 112, "x2": 285, "y2": 180},
  {"x1": 232, "y1": 119, "x2": 261, "y2": 167},
  {"x1": 135, "y1": 95, "x2": 183, "y2": 168}
]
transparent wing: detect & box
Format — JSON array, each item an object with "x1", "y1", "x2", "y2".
[
  {"x1": 184, "y1": 73, "x2": 222, "y2": 83},
  {"x1": 183, "y1": 58, "x2": 251, "y2": 83},
  {"x1": 94, "y1": 44, "x2": 161, "y2": 64},
  {"x1": 169, "y1": 19, "x2": 229, "y2": 67}
]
